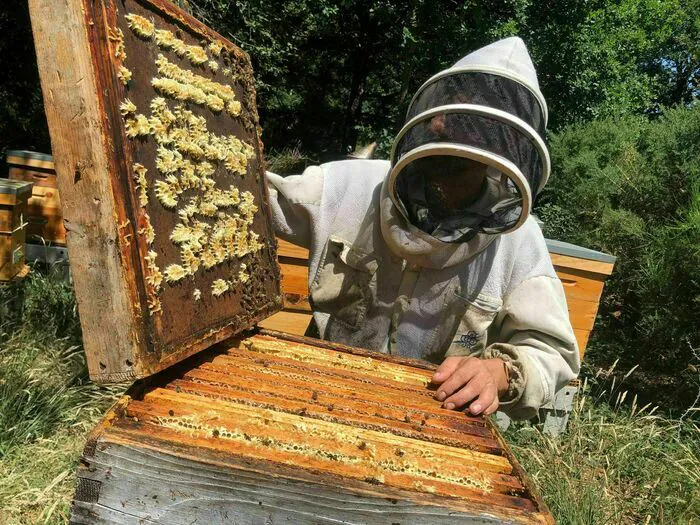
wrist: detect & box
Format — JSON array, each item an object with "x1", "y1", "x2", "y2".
[{"x1": 482, "y1": 358, "x2": 509, "y2": 396}]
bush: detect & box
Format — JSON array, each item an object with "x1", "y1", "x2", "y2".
[{"x1": 537, "y1": 105, "x2": 700, "y2": 409}]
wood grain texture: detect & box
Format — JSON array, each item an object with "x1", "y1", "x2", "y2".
[
  {"x1": 259, "y1": 310, "x2": 312, "y2": 335},
  {"x1": 29, "y1": 0, "x2": 282, "y2": 382},
  {"x1": 71, "y1": 333, "x2": 554, "y2": 524},
  {"x1": 277, "y1": 238, "x2": 310, "y2": 259},
  {"x1": 574, "y1": 329, "x2": 590, "y2": 358},
  {"x1": 551, "y1": 253, "x2": 615, "y2": 276},
  {"x1": 30, "y1": 0, "x2": 151, "y2": 380},
  {"x1": 72, "y1": 441, "x2": 527, "y2": 524}
]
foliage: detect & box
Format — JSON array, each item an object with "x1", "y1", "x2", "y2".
[
  {"x1": 537, "y1": 106, "x2": 700, "y2": 407},
  {"x1": 2, "y1": 1, "x2": 698, "y2": 160},
  {"x1": 184, "y1": 0, "x2": 700, "y2": 155}
]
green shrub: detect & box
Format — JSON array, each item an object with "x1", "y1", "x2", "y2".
[{"x1": 537, "y1": 106, "x2": 700, "y2": 408}]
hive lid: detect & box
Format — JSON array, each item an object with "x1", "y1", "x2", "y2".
[
  {"x1": 545, "y1": 239, "x2": 616, "y2": 264},
  {"x1": 6, "y1": 150, "x2": 55, "y2": 170},
  {"x1": 0, "y1": 179, "x2": 34, "y2": 198},
  {"x1": 29, "y1": 0, "x2": 283, "y2": 382}
]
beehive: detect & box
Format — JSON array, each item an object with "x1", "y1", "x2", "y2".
[
  {"x1": 73, "y1": 331, "x2": 553, "y2": 524},
  {"x1": 6, "y1": 150, "x2": 66, "y2": 246},
  {"x1": 29, "y1": 0, "x2": 555, "y2": 523},
  {"x1": 0, "y1": 179, "x2": 32, "y2": 281}
]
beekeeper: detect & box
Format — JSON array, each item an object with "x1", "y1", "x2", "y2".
[{"x1": 266, "y1": 37, "x2": 580, "y2": 420}]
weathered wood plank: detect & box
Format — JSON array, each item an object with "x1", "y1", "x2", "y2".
[
  {"x1": 28, "y1": 0, "x2": 283, "y2": 382},
  {"x1": 277, "y1": 238, "x2": 310, "y2": 259},
  {"x1": 73, "y1": 441, "x2": 527, "y2": 524},
  {"x1": 551, "y1": 253, "x2": 615, "y2": 276},
  {"x1": 259, "y1": 310, "x2": 312, "y2": 335},
  {"x1": 29, "y1": 0, "x2": 146, "y2": 380}
]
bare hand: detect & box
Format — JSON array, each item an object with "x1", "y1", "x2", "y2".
[{"x1": 431, "y1": 356, "x2": 509, "y2": 416}]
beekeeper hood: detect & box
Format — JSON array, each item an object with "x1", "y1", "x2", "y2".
[{"x1": 385, "y1": 37, "x2": 550, "y2": 248}]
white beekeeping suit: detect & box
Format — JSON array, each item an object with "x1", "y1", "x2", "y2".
[{"x1": 266, "y1": 37, "x2": 580, "y2": 420}]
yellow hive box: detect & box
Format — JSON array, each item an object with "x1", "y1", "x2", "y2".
[{"x1": 0, "y1": 178, "x2": 32, "y2": 280}]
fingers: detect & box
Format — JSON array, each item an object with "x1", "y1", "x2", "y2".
[
  {"x1": 444, "y1": 381, "x2": 497, "y2": 413},
  {"x1": 432, "y1": 356, "x2": 467, "y2": 384},
  {"x1": 434, "y1": 358, "x2": 480, "y2": 401},
  {"x1": 483, "y1": 397, "x2": 500, "y2": 416},
  {"x1": 467, "y1": 388, "x2": 498, "y2": 415}
]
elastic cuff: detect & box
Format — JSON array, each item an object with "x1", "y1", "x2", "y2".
[{"x1": 482, "y1": 343, "x2": 526, "y2": 408}]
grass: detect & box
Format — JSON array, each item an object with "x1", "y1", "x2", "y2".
[
  {"x1": 507, "y1": 374, "x2": 700, "y2": 523},
  {"x1": 0, "y1": 266, "x2": 125, "y2": 524},
  {"x1": 0, "y1": 267, "x2": 698, "y2": 523}
]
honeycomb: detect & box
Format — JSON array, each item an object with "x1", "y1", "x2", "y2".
[
  {"x1": 106, "y1": 333, "x2": 545, "y2": 517},
  {"x1": 116, "y1": 10, "x2": 264, "y2": 314}
]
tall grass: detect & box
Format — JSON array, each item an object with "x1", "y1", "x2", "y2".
[
  {"x1": 507, "y1": 368, "x2": 700, "y2": 523},
  {"x1": 0, "y1": 266, "x2": 124, "y2": 524}
]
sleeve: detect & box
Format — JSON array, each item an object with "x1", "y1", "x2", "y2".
[
  {"x1": 483, "y1": 274, "x2": 581, "y2": 420},
  {"x1": 266, "y1": 166, "x2": 324, "y2": 249}
]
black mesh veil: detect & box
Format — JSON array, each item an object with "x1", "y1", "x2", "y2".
[
  {"x1": 407, "y1": 72, "x2": 546, "y2": 139},
  {"x1": 389, "y1": 64, "x2": 549, "y2": 243},
  {"x1": 393, "y1": 110, "x2": 545, "y2": 194}
]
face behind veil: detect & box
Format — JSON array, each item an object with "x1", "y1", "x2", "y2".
[{"x1": 387, "y1": 37, "x2": 551, "y2": 243}]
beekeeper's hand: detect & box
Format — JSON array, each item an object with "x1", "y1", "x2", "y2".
[{"x1": 431, "y1": 356, "x2": 509, "y2": 415}]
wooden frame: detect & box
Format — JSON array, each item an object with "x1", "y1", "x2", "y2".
[{"x1": 29, "y1": 0, "x2": 282, "y2": 382}]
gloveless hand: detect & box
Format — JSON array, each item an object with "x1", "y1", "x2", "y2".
[{"x1": 431, "y1": 356, "x2": 509, "y2": 415}]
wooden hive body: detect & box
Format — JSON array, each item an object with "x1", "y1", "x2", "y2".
[
  {"x1": 28, "y1": 0, "x2": 556, "y2": 523},
  {"x1": 7, "y1": 150, "x2": 67, "y2": 246},
  {"x1": 73, "y1": 331, "x2": 553, "y2": 524},
  {"x1": 0, "y1": 179, "x2": 33, "y2": 280}
]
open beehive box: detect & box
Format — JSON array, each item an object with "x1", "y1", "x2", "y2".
[{"x1": 29, "y1": 0, "x2": 555, "y2": 522}]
